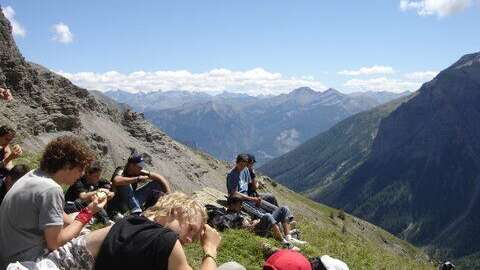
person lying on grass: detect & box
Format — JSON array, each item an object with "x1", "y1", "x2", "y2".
[{"x1": 70, "y1": 192, "x2": 225, "y2": 270}]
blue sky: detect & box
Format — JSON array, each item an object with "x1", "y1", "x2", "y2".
[{"x1": 1, "y1": 0, "x2": 479, "y2": 95}]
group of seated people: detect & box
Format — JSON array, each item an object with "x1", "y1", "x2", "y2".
[
  {"x1": 225, "y1": 153, "x2": 307, "y2": 249},
  {"x1": 0, "y1": 87, "x2": 349, "y2": 270},
  {"x1": 0, "y1": 135, "x2": 224, "y2": 270}
]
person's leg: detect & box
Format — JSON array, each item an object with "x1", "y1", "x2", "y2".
[
  {"x1": 133, "y1": 181, "x2": 164, "y2": 210},
  {"x1": 110, "y1": 185, "x2": 142, "y2": 215},
  {"x1": 45, "y1": 235, "x2": 95, "y2": 270},
  {"x1": 242, "y1": 201, "x2": 266, "y2": 219}
]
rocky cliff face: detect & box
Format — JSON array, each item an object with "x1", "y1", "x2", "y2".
[
  {"x1": 262, "y1": 52, "x2": 480, "y2": 260},
  {"x1": 335, "y1": 52, "x2": 480, "y2": 259},
  {"x1": 0, "y1": 9, "x2": 230, "y2": 193}
]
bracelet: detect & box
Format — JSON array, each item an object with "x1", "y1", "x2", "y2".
[
  {"x1": 203, "y1": 253, "x2": 217, "y2": 264},
  {"x1": 75, "y1": 208, "x2": 94, "y2": 225}
]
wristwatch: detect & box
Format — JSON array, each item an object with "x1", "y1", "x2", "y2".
[{"x1": 203, "y1": 253, "x2": 217, "y2": 264}]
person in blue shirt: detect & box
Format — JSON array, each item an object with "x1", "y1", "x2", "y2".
[
  {"x1": 226, "y1": 154, "x2": 260, "y2": 205},
  {"x1": 226, "y1": 154, "x2": 306, "y2": 247}
]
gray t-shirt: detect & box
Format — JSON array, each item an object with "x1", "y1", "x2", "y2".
[{"x1": 0, "y1": 169, "x2": 64, "y2": 264}]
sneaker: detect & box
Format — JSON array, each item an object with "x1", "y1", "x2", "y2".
[
  {"x1": 287, "y1": 235, "x2": 308, "y2": 246},
  {"x1": 281, "y1": 241, "x2": 301, "y2": 251}
]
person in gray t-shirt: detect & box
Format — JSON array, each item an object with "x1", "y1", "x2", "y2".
[{"x1": 0, "y1": 136, "x2": 105, "y2": 267}]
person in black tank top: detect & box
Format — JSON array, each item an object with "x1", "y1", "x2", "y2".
[{"x1": 91, "y1": 192, "x2": 226, "y2": 270}]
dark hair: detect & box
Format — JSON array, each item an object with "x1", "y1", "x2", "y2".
[
  {"x1": 0, "y1": 125, "x2": 15, "y2": 137},
  {"x1": 309, "y1": 257, "x2": 327, "y2": 270},
  {"x1": 40, "y1": 136, "x2": 95, "y2": 174},
  {"x1": 7, "y1": 164, "x2": 30, "y2": 182},
  {"x1": 86, "y1": 160, "x2": 103, "y2": 174},
  {"x1": 247, "y1": 154, "x2": 256, "y2": 164},
  {"x1": 236, "y1": 154, "x2": 249, "y2": 164}
]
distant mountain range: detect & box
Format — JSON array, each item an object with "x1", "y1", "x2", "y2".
[
  {"x1": 260, "y1": 52, "x2": 480, "y2": 264},
  {"x1": 104, "y1": 88, "x2": 409, "y2": 164}
]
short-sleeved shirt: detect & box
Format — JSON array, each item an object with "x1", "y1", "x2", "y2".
[
  {"x1": 226, "y1": 168, "x2": 251, "y2": 195},
  {"x1": 64, "y1": 177, "x2": 112, "y2": 202},
  {"x1": 94, "y1": 215, "x2": 178, "y2": 270},
  {"x1": 0, "y1": 169, "x2": 64, "y2": 264}
]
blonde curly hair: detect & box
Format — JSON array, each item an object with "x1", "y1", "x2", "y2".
[{"x1": 143, "y1": 192, "x2": 207, "y2": 224}]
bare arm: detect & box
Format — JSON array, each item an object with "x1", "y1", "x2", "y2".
[
  {"x1": 230, "y1": 191, "x2": 261, "y2": 204},
  {"x1": 168, "y1": 241, "x2": 194, "y2": 270},
  {"x1": 44, "y1": 197, "x2": 107, "y2": 251},
  {"x1": 78, "y1": 191, "x2": 97, "y2": 202},
  {"x1": 112, "y1": 175, "x2": 143, "y2": 186},
  {"x1": 2, "y1": 145, "x2": 22, "y2": 169},
  {"x1": 149, "y1": 172, "x2": 171, "y2": 193},
  {"x1": 44, "y1": 221, "x2": 85, "y2": 251},
  {"x1": 63, "y1": 212, "x2": 74, "y2": 226}
]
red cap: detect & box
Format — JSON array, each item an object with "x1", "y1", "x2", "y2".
[{"x1": 263, "y1": 249, "x2": 312, "y2": 270}]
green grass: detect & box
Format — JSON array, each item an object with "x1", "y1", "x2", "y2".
[{"x1": 13, "y1": 151, "x2": 41, "y2": 170}]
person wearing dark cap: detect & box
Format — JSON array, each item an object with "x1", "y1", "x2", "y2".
[
  {"x1": 0, "y1": 164, "x2": 29, "y2": 205},
  {"x1": 107, "y1": 153, "x2": 171, "y2": 217},
  {"x1": 246, "y1": 154, "x2": 279, "y2": 207}
]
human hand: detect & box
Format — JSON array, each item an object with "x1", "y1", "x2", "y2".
[
  {"x1": 137, "y1": 175, "x2": 149, "y2": 182},
  {"x1": 253, "y1": 197, "x2": 262, "y2": 206},
  {"x1": 11, "y1": 144, "x2": 23, "y2": 159},
  {"x1": 86, "y1": 194, "x2": 108, "y2": 214},
  {"x1": 201, "y1": 224, "x2": 221, "y2": 257},
  {"x1": 0, "y1": 87, "x2": 13, "y2": 101}
]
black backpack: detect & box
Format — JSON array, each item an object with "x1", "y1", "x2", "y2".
[{"x1": 205, "y1": 204, "x2": 245, "y2": 231}]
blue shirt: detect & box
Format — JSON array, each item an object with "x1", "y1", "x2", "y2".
[{"x1": 226, "y1": 168, "x2": 251, "y2": 195}]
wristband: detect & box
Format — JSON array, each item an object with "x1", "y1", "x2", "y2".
[
  {"x1": 75, "y1": 208, "x2": 94, "y2": 225},
  {"x1": 203, "y1": 253, "x2": 217, "y2": 264}
]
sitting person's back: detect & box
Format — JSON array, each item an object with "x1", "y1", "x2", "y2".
[{"x1": 0, "y1": 169, "x2": 64, "y2": 263}]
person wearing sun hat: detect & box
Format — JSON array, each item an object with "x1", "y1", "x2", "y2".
[
  {"x1": 263, "y1": 249, "x2": 312, "y2": 270},
  {"x1": 107, "y1": 153, "x2": 171, "y2": 217}
]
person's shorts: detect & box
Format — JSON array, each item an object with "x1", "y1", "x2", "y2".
[{"x1": 45, "y1": 235, "x2": 94, "y2": 270}]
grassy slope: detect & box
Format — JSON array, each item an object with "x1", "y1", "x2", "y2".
[
  {"x1": 14, "y1": 153, "x2": 434, "y2": 270},
  {"x1": 186, "y1": 178, "x2": 434, "y2": 270}
]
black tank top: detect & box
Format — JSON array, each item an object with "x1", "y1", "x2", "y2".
[{"x1": 94, "y1": 215, "x2": 179, "y2": 270}]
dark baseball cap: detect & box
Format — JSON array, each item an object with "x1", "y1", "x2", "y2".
[
  {"x1": 127, "y1": 153, "x2": 146, "y2": 168},
  {"x1": 247, "y1": 154, "x2": 256, "y2": 163}
]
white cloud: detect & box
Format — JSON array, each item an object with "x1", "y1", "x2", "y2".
[
  {"x1": 344, "y1": 77, "x2": 420, "y2": 92},
  {"x1": 404, "y1": 71, "x2": 439, "y2": 81},
  {"x1": 338, "y1": 66, "x2": 395, "y2": 76},
  {"x1": 2, "y1": 6, "x2": 26, "y2": 37},
  {"x1": 400, "y1": 0, "x2": 472, "y2": 17},
  {"x1": 52, "y1": 22, "x2": 74, "y2": 43},
  {"x1": 55, "y1": 68, "x2": 327, "y2": 96}
]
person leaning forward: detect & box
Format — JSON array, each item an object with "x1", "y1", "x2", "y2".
[{"x1": 107, "y1": 153, "x2": 171, "y2": 217}]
